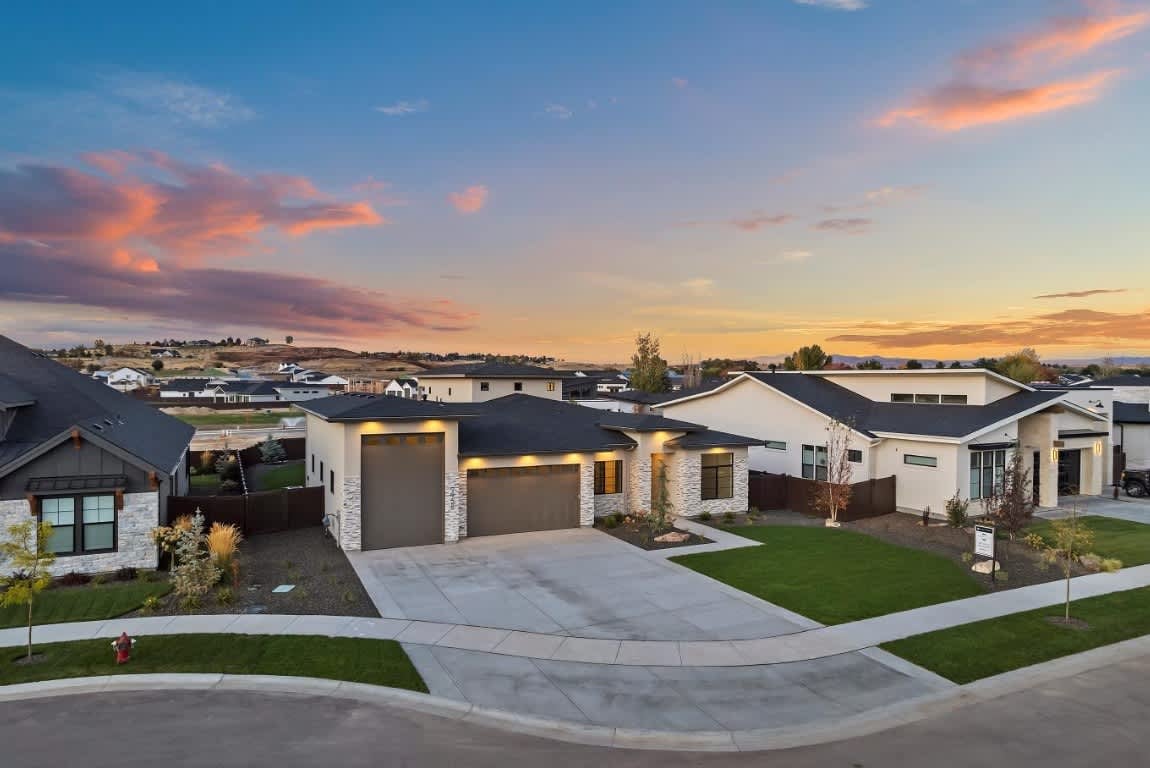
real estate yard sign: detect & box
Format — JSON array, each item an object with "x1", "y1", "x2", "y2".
[{"x1": 975, "y1": 523, "x2": 997, "y2": 583}]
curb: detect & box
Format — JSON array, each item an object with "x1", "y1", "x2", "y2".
[{"x1": 3, "y1": 634, "x2": 1147, "y2": 752}]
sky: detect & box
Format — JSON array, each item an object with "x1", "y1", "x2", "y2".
[{"x1": 1, "y1": 0, "x2": 1149, "y2": 363}]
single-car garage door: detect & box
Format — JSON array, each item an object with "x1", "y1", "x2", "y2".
[
  {"x1": 467, "y1": 464, "x2": 580, "y2": 537},
  {"x1": 361, "y1": 433, "x2": 444, "y2": 550}
]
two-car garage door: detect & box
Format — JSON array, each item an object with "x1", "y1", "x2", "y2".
[{"x1": 466, "y1": 464, "x2": 580, "y2": 537}]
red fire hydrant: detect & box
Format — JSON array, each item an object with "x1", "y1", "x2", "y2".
[{"x1": 112, "y1": 632, "x2": 134, "y2": 664}]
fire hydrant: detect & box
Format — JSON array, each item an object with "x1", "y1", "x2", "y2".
[{"x1": 111, "y1": 632, "x2": 134, "y2": 664}]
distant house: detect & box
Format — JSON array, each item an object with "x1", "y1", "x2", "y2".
[
  {"x1": 291, "y1": 370, "x2": 350, "y2": 388},
  {"x1": 1074, "y1": 375, "x2": 1150, "y2": 472},
  {"x1": 383, "y1": 378, "x2": 419, "y2": 399},
  {"x1": 0, "y1": 335, "x2": 194, "y2": 574},
  {"x1": 159, "y1": 377, "x2": 336, "y2": 403},
  {"x1": 417, "y1": 362, "x2": 562, "y2": 402},
  {"x1": 245, "y1": 337, "x2": 269, "y2": 347},
  {"x1": 158, "y1": 378, "x2": 213, "y2": 399},
  {"x1": 150, "y1": 348, "x2": 181, "y2": 359},
  {"x1": 103, "y1": 367, "x2": 156, "y2": 392}
]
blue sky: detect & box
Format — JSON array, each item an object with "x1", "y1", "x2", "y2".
[{"x1": 1, "y1": 1, "x2": 1148, "y2": 362}]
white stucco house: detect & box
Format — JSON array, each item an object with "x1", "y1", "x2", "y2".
[
  {"x1": 102, "y1": 367, "x2": 156, "y2": 392},
  {"x1": 299, "y1": 393, "x2": 758, "y2": 551},
  {"x1": 656, "y1": 369, "x2": 1111, "y2": 516},
  {"x1": 1073, "y1": 375, "x2": 1150, "y2": 473},
  {"x1": 417, "y1": 362, "x2": 563, "y2": 403}
]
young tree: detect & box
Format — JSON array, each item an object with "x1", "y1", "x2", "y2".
[
  {"x1": 646, "y1": 460, "x2": 675, "y2": 533},
  {"x1": 904, "y1": 359, "x2": 923, "y2": 369},
  {"x1": 259, "y1": 435, "x2": 287, "y2": 463},
  {"x1": 996, "y1": 348, "x2": 1047, "y2": 384},
  {"x1": 285, "y1": 335, "x2": 294, "y2": 345},
  {"x1": 680, "y1": 354, "x2": 702, "y2": 389},
  {"x1": 170, "y1": 510, "x2": 221, "y2": 609},
  {"x1": 0, "y1": 520, "x2": 56, "y2": 660},
  {"x1": 630, "y1": 333, "x2": 669, "y2": 393},
  {"x1": 813, "y1": 418, "x2": 854, "y2": 527},
  {"x1": 1042, "y1": 506, "x2": 1093, "y2": 622},
  {"x1": 856, "y1": 358, "x2": 884, "y2": 370},
  {"x1": 152, "y1": 358, "x2": 164, "y2": 371},
  {"x1": 987, "y1": 451, "x2": 1035, "y2": 542},
  {"x1": 783, "y1": 345, "x2": 830, "y2": 371}
]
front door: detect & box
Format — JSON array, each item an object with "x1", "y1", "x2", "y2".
[
  {"x1": 1032, "y1": 451, "x2": 1041, "y2": 504},
  {"x1": 1057, "y1": 448, "x2": 1082, "y2": 496}
]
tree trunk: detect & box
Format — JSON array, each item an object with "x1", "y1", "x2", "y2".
[
  {"x1": 1064, "y1": 557, "x2": 1072, "y2": 621},
  {"x1": 26, "y1": 599, "x2": 33, "y2": 660}
]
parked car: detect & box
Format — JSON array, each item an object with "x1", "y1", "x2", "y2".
[{"x1": 1121, "y1": 468, "x2": 1149, "y2": 497}]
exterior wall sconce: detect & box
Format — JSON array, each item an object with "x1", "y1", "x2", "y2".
[
  {"x1": 1050, "y1": 447, "x2": 1059, "y2": 464},
  {"x1": 1093, "y1": 441, "x2": 1103, "y2": 456}
]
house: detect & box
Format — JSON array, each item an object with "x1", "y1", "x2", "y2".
[
  {"x1": 158, "y1": 378, "x2": 213, "y2": 398},
  {"x1": 245, "y1": 337, "x2": 269, "y2": 347},
  {"x1": 292, "y1": 370, "x2": 350, "y2": 388},
  {"x1": 299, "y1": 393, "x2": 759, "y2": 550},
  {"x1": 0, "y1": 336, "x2": 194, "y2": 574},
  {"x1": 103, "y1": 367, "x2": 156, "y2": 392},
  {"x1": 1072, "y1": 375, "x2": 1150, "y2": 471},
  {"x1": 571, "y1": 382, "x2": 727, "y2": 414},
  {"x1": 150, "y1": 348, "x2": 182, "y2": 358},
  {"x1": 655, "y1": 368, "x2": 1111, "y2": 515},
  {"x1": 417, "y1": 362, "x2": 563, "y2": 402},
  {"x1": 383, "y1": 378, "x2": 419, "y2": 399}
]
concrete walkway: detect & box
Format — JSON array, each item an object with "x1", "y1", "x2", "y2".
[{"x1": 4, "y1": 563, "x2": 1147, "y2": 666}]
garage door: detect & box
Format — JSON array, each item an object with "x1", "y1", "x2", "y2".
[
  {"x1": 361, "y1": 433, "x2": 444, "y2": 550},
  {"x1": 466, "y1": 464, "x2": 580, "y2": 537}
]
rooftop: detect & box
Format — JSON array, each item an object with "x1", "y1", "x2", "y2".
[{"x1": 417, "y1": 362, "x2": 559, "y2": 379}]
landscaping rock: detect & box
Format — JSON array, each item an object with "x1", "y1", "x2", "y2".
[
  {"x1": 971, "y1": 559, "x2": 1001, "y2": 574},
  {"x1": 654, "y1": 531, "x2": 691, "y2": 544}
]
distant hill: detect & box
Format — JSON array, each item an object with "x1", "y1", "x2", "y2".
[{"x1": 752, "y1": 354, "x2": 958, "y2": 369}]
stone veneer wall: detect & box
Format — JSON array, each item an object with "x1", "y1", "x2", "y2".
[
  {"x1": 578, "y1": 461, "x2": 595, "y2": 526},
  {"x1": 339, "y1": 476, "x2": 361, "y2": 551},
  {"x1": 593, "y1": 493, "x2": 625, "y2": 519},
  {"x1": 626, "y1": 453, "x2": 652, "y2": 516},
  {"x1": 445, "y1": 471, "x2": 462, "y2": 542},
  {"x1": 0, "y1": 492, "x2": 159, "y2": 574},
  {"x1": 455, "y1": 472, "x2": 468, "y2": 540},
  {"x1": 673, "y1": 451, "x2": 750, "y2": 519}
]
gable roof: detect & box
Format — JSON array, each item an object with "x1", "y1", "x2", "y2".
[
  {"x1": 0, "y1": 336, "x2": 194, "y2": 475},
  {"x1": 417, "y1": 362, "x2": 559, "y2": 379},
  {"x1": 455, "y1": 395, "x2": 638, "y2": 457},
  {"x1": 0, "y1": 374, "x2": 36, "y2": 408},
  {"x1": 160, "y1": 378, "x2": 212, "y2": 392},
  {"x1": 1115, "y1": 401, "x2": 1150, "y2": 425},
  {"x1": 296, "y1": 393, "x2": 478, "y2": 421},
  {"x1": 1077, "y1": 374, "x2": 1149, "y2": 388},
  {"x1": 595, "y1": 412, "x2": 705, "y2": 433},
  {"x1": 665, "y1": 429, "x2": 765, "y2": 449}
]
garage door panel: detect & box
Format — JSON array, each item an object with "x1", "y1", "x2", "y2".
[
  {"x1": 467, "y1": 464, "x2": 579, "y2": 537},
  {"x1": 361, "y1": 433, "x2": 444, "y2": 550}
]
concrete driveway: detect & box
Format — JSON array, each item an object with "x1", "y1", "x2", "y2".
[
  {"x1": 347, "y1": 528, "x2": 811, "y2": 641},
  {"x1": 1039, "y1": 494, "x2": 1150, "y2": 525}
]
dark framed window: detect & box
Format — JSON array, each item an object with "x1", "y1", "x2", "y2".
[
  {"x1": 915, "y1": 393, "x2": 941, "y2": 404},
  {"x1": 448, "y1": 387, "x2": 452, "y2": 396},
  {"x1": 969, "y1": 449, "x2": 1006, "y2": 499},
  {"x1": 890, "y1": 393, "x2": 914, "y2": 403},
  {"x1": 802, "y1": 445, "x2": 828, "y2": 480},
  {"x1": 480, "y1": 382, "x2": 490, "y2": 392},
  {"x1": 904, "y1": 454, "x2": 938, "y2": 468},
  {"x1": 701, "y1": 453, "x2": 734, "y2": 500},
  {"x1": 320, "y1": 460, "x2": 324, "y2": 483},
  {"x1": 594, "y1": 460, "x2": 622, "y2": 495},
  {"x1": 39, "y1": 494, "x2": 117, "y2": 556},
  {"x1": 941, "y1": 394, "x2": 968, "y2": 405},
  {"x1": 847, "y1": 449, "x2": 862, "y2": 463},
  {"x1": 764, "y1": 440, "x2": 787, "y2": 451},
  {"x1": 311, "y1": 454, "x2": 315, "y2": 472},
  {"x1": 330, "y1": 469, "x2": 335, "y2": 494},
  {"x1": 514, "y1": 382, "x2": 524, "y2": 391}
]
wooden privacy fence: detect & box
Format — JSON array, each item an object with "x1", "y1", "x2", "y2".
[
  {"x1": 167, "y1": 485, "x2": 324, "y2": 534},
  {"x1": 749, "y1": 472, "x2": 896, "y2": 521}
]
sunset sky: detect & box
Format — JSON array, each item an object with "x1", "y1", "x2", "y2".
[{"x1": 2, "y1": 1, "x2": 1148, "y2": 362}]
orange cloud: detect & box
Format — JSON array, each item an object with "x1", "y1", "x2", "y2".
[
  {"x1": 878, "y1": 70, "x2": 1119, "y2": 131},
  {"x1": 0, "y1": 153, "x2": 384, "y2": 261},
  {"x1": 448, "y1": 185, "x2": 489, "y2": 214},
  {"x1": 959, "y1": 10, "x2": 1150, "y2": 72},
  {"x1": 728, "y1": 212, "x2": 794, "y2": 232}
]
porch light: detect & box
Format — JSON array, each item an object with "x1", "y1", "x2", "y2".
[
  {"x1": 1050, "y1": 447, "x2": 1059, "y2": 464},
  {"x1": 1093, "y1": 440, "x2": 1103, "y2": 456}
]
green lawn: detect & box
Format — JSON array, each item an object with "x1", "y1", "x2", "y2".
[
  {"x1": 0, "y1": 581, "x2": 172, "y2": 629},
  {"x1": 1027, "y1": 516, "x2": 1150, "y2": 566},
  {"x1": 190, "y1": 472, "x2": 220, "y2": 489},
  {"x1": 175, "y1": 412, "x2": 290, "y2": 428},
  {"x1": 671, "y1": 526, "x2": 983, "y2": 625},
  {"x1": 0, "y1": 634, "x2": 426, "y2": 690},
  {"x1": 883, "y1": 586, "x2": 1150, "y2": 684},
  {"x1": 254, "y1": 462, "x2": 306, "y2": 491}
]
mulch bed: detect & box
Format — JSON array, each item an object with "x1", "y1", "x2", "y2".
[
  {"x1": 132, "y1": 527, "x2": 379, "y2": 619},
  {"x1": 595, "y1": 520, "x2": 712, "y2": 550},
  {"x1": 700, "y1": 509, "x2": 1084, "y2": 592}
]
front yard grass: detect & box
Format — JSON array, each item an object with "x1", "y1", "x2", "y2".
[
  {"x1": 0, "y1": 581, "x2": 172, "y2": 630},
  {"x1": 0, "y1": 634, "x2": 427, "y2": 691},
  {"x1": 671, "y1": 526, "x2": 983, "y2": 625},
  {"x1": 1027, "y1": 516, "x2": 1150, "y2": 566},
  {"x1": 882, "y1": 586, "x2": 1150, "y2": 684}
]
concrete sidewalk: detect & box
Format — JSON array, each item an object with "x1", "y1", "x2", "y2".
[{"x1": 3, "y1": 563, "x2": 1147, "y2": 666}]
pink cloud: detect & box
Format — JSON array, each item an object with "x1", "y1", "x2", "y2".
[
  {"x1": 728, "y1": 212, "x2": 795, "y2": 232},
  {"x1": 958, "y1": 10, "x2": 1150, "y2": 73},
  {"x1": 878, "y1": 70, "x2": 1119, "y2": 131},
  {"x1": 448, "y1": 185, "x2": 489, "y2": 214}
]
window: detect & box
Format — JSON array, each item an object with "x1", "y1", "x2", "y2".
[
  {"x1": 970, "y1": 449, "x2": 1007, "y2": 499},
  {"x1": 904, "y1": 454, "x2": 938, "y2": 468},
  {"x1": 915, "y1": 393, "x2": 941, "y2": 404},
  {"x1": 448, "y1": 387, "x2": 452, "y2": 396},
  {"x1": 39, "y1": 494, "x2": 116, "y2": 555},
  {"x1": 891, "y1": 392, "x2": 968, "y2": 405},
  {"x1": 764, "y1": 440, "x2": 787, "y2": 451},
  {"x1": 311, "y1": 454, "x2": 315, "y2": 473},
  {"x1": 514, "y1": 382, "x2": 524, "y2": 392},
  {"x1": 802, "y1": 444, "x2": 828, "y2": 480},
  {"x1": 594, "y1": 460, "x2": 622, "y2": 495},
  {"x1": 941, "y1": 394, "x2": 968, "y2": 405},
  {"x1": 480, "y1": 382, "x2": 490, "y2": 392},
  {"x1": 547, "y1": 381, "x2": 556, "y2": 392},
  {"x1": 701, "y1": 453, "x2": 734, "y2": 500},
  {"x1": 330, "y1": 470, "x2": 335, "y2": 494},
  {"x1": 847, "y1": 449, "x2": 862, "y2": 463},
  {"x1": 320, "y1": 460, "x2": 324, "y2": 483},
  {"x1": 891, "y1": 393, "x2": 914, "y2": 403}
]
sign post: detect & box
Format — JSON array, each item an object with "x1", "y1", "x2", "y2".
[{"x1": 974, "y1": 523, "x2": 997, "y2": 584}]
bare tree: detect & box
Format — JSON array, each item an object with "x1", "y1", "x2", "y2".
[
  {"x1": 813, "y1": 418, "x2": 854, "y2": 527},
  {"x1": 680, "y1": 354, "x2": 702, "y2": 389}
]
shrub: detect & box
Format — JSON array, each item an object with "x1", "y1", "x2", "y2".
[
  {"x1": 91, "y1": 573, "x2": 107, "y2": 586},
  {"x1": 258, "y1": 436, "x2": 287, "y2": 464},
  {"x1": 961, "y1": 551, "x2": 974, "y2": 564},
  {"x1": 1100, "y1": 557, "x2": 1123, "y2": 573},
  {"x1": 215, "y1": 455, "x2": 241, "y2": 483},
  {"x1": 115, "y1": 566, "x2": 138, "y2": 582},
  {"x1": 698, "y1": 511, "x2": 712, "y2": 522},
  {"x1": 207, "y1": 522, "x2": 243, "y2": 576},
  {"x1": 58, "y1": 571, "x2": 91, "y2": 587},
  {"x1": 722, "y1": 511, "x2": 736, "y2": 524},
  {"x1": 199, "y1": 450, "x2": 217, "y2": 473},
  {"x1": 219, "y1": 479, "x2": 241, "y2": 493},
  {"x1": 140, "y1": 594, "x2": 162, "y2": 614},
  {"x1": 215, "y1": 586, "x2": 234, "y2": 605},
  {"x1": 1022, "y1": 532, "x2": 1046, "y2": 551},
  {"x1": 921, "y1": 506, "x2": 931, "y2": 526},
  {"x1": 945, "y1": 492, "x2": 969, "y2": 528},
  {"x1": 170, "y1": 510, "x2": 221, "y2": 609}
]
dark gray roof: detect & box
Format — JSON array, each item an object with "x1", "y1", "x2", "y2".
[
  {"x1": 599, "y1": 390, "x2": 668, "y2": 405},
  {"x1": 296, "y1": 393, "x2": 478, "y2": 421},
  {"x1": 595, "y1": 412, "x2": 705, "y2": 433},
  {"x1": 1078, "y1": 375, "x2": 1149, "y2": 388},
  {"x1": 160, "y1": 378, "x2": 211, "y2": 392},
  {"x1": 418, "y1": 362, "x2": 559, "y2": 379},
  {"x1": 737, "y1": 373, "x2": 1073, "y2": 439},
  {"x1": 666, "y1": 429, "x2": 764, "y2": 449},
  {"x1": 1115, "y1": 401, "x2": 1150, "y2": 424},
  {"x1": 0, "y1": 336, "x2": 194, "y2": 474},
  {"x1": 456, "y1": 396, "x2": 637, "y2": 456},
  {"x1": 0, "y1": 374, "x2": 36, "y2": 407}
]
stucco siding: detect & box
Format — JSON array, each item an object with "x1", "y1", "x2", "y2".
[
  {"x1": 816, "y1": 371, "x2": 1021, "y2": 406},
  {"x1": 1120, "y1": 424, "x2": 1150, "y2": 470},
  {"x1": 873, "y1": 439, "x2": 960, "y2": 516}
]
